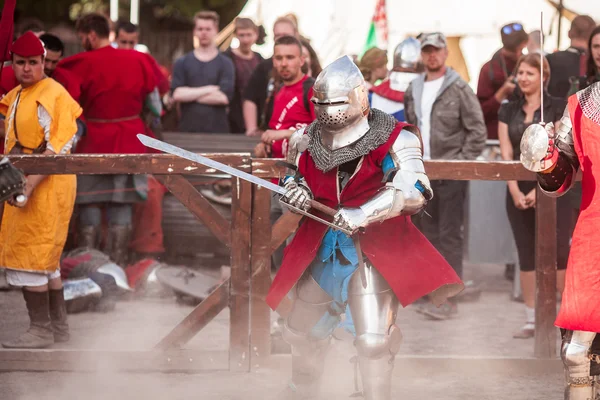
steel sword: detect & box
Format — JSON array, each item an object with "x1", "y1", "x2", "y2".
[
  {"x1": 137, "y1": 134, "x2": 353, "y2": 235},
  {"x1": 137, "y1": 134, "x2": 369, "y2": 287}
]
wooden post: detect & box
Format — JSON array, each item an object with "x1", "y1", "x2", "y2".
[
  {"x1": 154, "y1": 174, "x2": 231, "y2": 247},
  {"x1": 250, "y1": 186, "x2": 273, "y2": 369},
  {"x1": 229, "y1": 176, "x2": 252, "y2": 372},
  {"x1": 155, "y1": 280, "x2": 230, "y2": 350},
  {"x1": 534, "y1": 186, "x2": 557, "y2": 358}
]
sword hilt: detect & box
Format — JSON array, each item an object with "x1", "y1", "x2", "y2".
[{"x1": 308, "y1": 200, "x2": 338, "y2": 217}]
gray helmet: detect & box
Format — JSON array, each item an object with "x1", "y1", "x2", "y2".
[
  {"x1": 97, "y1": 262, "x2": 133, "y2": 292},
  {"x1": 311, "y1": 55, "x2": 371, "y2": 150},
  {"x1": 393, "y1": 37, "x2": 421, "y2": 70}
]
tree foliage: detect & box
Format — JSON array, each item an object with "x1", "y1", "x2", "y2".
[{"x1": 8, "y1": 0, "x2": 247, "y2": 29}]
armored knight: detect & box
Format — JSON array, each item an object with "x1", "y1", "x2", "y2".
[
  {"x1": 520, "y1": 81, "x2": 600, "y2": 399},
  {"x1": 268, "y1": 55, "x2": 463, "y2": 400},
  {"x1": 368, "y1": 37, "x2": 421, "y2": 122}
]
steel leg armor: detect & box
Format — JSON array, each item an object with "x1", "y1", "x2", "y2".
[
  {"x1": 281, "y1": 273, "x2": 335, "y2": 399},
  {"x1": 562, "y1": 330, "x2": 598, "y2": 400},
  {"x1": 348, "y1": 263, "x2": 402, "y2": 400}
]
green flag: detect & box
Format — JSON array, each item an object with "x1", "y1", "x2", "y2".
[{"x1": 362, "y1": 21, "x2": 377, "y2": 56}]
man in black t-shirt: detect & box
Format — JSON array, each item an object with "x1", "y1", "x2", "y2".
[
  {"x1": 242, "y1": 16, "x2": 298, "y2": 136},
  {"x1": 171, "y1": 11, "x2": 234, "y2": 133},
  {"x1": 546, "y1": 15, "x2": 596, "y2": 99}
]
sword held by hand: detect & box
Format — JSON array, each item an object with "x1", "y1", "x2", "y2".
[
  {"x1": 138, "y1": 134, "x2": 369, "y2": 287},
  {"x1": 136, "y1": 134, "x2": 352, "y2": 235}
]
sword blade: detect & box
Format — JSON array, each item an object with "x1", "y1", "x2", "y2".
[{"x1": 137, "y1": 134, "x2": 287, "y2": 196}]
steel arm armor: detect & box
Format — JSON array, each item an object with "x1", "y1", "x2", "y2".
[
  {"x1": 281, "y1": 128, "x2": 313, "y2": 211},
  {"x1": 358, "y1": 128, "x2": 432, "y2": 225},
  {"x1": 537, "y1": 108, "x2": 580, "y2": 197}
]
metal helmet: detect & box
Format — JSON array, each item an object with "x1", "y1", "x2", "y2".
[
  {"x1": 393, "y1": 37, "x2": 421, "y2": 70},
  {"x1": 311, "y1": 55, "x2": 370, "y2": 150},
  {"x1": 97, "y1": 262, "x2": 133, "y2": 292}
]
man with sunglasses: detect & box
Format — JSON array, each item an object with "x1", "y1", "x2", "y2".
[{"x1": 477, "y1": 22, "x2": 528, "y2": 140}]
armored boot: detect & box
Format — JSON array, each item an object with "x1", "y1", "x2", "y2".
[
  {"x1": 354, "y1": 327, "x2": 402, "y2": 400},
  {"x1": 273, "y1": 273, "x2": 336, "y2": 399},
  {"x1": 562, "y1": 330, "x2": 597, "y2": 400},
  {"x1": 49, "y1": 288, "x2": 69, "y2": 343},
  {"x1": 105, "y1": 224, "x2": 131, "y2": 266},
  {"x1": 2, "y1": 290, "x2": 54, "y2": 349},
  {"x1": 279, "y1": 328, "x2": 330, "y2": 399},
  {"x1": 78, "y1": 224, "x2": 99, "y2": 249},
  {"x1": 348, "y1": 264, "x2": 402, "y2": 400}
]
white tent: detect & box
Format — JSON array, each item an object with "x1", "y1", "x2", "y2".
[{"x1": 236, "y1": 0, "x2": 600, "y2": 87}]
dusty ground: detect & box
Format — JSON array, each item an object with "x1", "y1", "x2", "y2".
[{"x1": 0, "y1": 262, "x2": 565, "y2": 400}]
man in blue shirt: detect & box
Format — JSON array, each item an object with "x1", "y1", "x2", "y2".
[{"x1": 171, "y1": 11, "x2": 235, "y2": 133}]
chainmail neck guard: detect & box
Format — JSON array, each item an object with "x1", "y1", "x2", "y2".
[
  {"x1": 577, "y1": 81, "x2": 600, "y2": 124},
  {"x1": 307, "y1": 109, "x2": 397, "y2": 172}
]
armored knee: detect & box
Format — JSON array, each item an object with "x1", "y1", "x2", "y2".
[
  {"x1": 355, "y1": 325, "x2": 403, "y2": 359},
  {"x1": 286, "y1": 273, "x2": 337, "y2": 339},
  {"x1": 561, "y1": 331, "x2": 596, "y2": 385}
]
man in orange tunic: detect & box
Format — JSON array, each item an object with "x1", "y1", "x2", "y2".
[
  {"x1": 0, "y1": 32, "x2": 82, "y2": 349},
  {"x1": 58, "y1": 13, "x2": 159, "y2": 265}
]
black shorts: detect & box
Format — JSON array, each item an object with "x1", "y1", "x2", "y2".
[{"x1": 505, "y1": 183, "x2": 571, "y2": 272}]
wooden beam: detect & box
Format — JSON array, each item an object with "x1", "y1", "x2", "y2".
[
  {"x1": 0, "y1": 349, "x2": 228, "y2": 372},
  {"x1": 155, "y1": 174, "x2": 231, "y2": 247},
  {"x1": 154, "y1": 279, "x2": 230, "y2": 350},
  {"x1": 270, "y1": 212, "x2": 303, "y2": 254},
  {"x1": 252, "y1": 159, "x2": 538, "y2": 181},
  {"x1": 7, "y1": 154, "x2": 250, "y2": 176},
  {"x1": 229, "y1": 177, "x2": 252, "y2": 372},
  {"x1": 534, "y1": 187, "x2": 558, "y2": 358},
  {"x1": 250, "y1": 185, "x2": 273, "y2": 369}
]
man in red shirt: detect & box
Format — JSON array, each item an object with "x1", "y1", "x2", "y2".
[
  {"x1": 476, "y1": 22, "x2": 528, "y2": 140},
  {"x1": 254, "y1": 35, "x2": 316, "y2": 272},
  {"x1": 112, "y1": 20, "x2": 169, "y2": 260},
  {"x1": 38, "y1": 34, "x2": 82, "y2": 102},
  {"x1": 58, "y1": 13, "x2": 158, "y2": 266},
  {"x1": 255, "y1": 35, "x2": 315, "y2": 161}
]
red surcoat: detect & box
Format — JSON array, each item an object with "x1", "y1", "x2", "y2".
[
  {"x1": 555, "y1": 94, "x2": 600, "y2": 332},
  {"x1": 266, "y1": 121, "x2": 464, "y2": 310}
]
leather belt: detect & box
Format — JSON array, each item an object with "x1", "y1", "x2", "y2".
[{"x1": 86, "y1": 115, "x2": 139, "y2": 123}]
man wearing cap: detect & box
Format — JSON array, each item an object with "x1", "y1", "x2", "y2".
[
  {"x1": 477, "y1": 22, "x2": 528, "y2": 140},
  {"x1": 404, "y1": 32, "x2": 486, "y2": 320},
  {"x1": 369, "y1": 37, "x2": 421, "y2": 122},
  {"x1": 0, "y1": 31, "x2": 82, "y2": 348},
  {"x1": 58, "y1": 13, "x2": 159, "y2": 265},
  {"x1": 0, "y1": 33, "x2": 82, "y2": 102}
]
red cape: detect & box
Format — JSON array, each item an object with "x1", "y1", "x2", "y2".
[
  {"x1": 555, "y1": 94, "x2": 600, "y2": 332},
  {"x1": 266, "y1": 122, "x2": 464, "y2": 310}
]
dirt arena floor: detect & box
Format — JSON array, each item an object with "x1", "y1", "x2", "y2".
[{"x1": 0, "y1": 262, "x2": 564, "y2": 400}]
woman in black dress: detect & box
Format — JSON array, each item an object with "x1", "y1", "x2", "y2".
[{"x1": 498, "y1": 53, "x2": 567, "y2": 339}]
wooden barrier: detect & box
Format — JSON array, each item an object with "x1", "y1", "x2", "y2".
[{"x1": 1, "y1": 154, "x2": 558, "y2": 373}]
